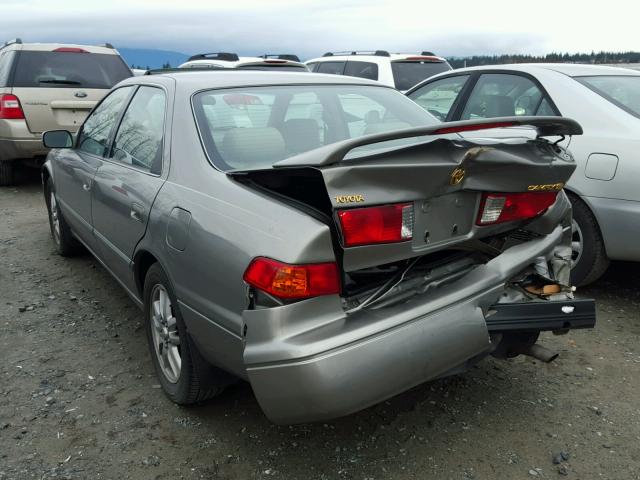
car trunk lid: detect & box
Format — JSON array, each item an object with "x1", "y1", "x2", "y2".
[{"x1": 233, "y1": 117, "x2": 581, "y2": 272}]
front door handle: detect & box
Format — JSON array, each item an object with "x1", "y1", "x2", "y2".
[{"x1": 130, "y1": 203, "x2": 145, "y2": 223}]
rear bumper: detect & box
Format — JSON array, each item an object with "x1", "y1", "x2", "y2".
[
  {"x1": 0, "y1": 120, "x2": 47, "y2": 161},
  {"x1": 243, "y1": 224, "x2": 595, "y2": 424},
  {"x1": 486, "y1": 299, "x2": 596, "y2": 333}
]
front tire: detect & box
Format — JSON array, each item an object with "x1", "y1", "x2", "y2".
[
  {"x1": 45, "y1": 178, "x2": 80, "y2": 256},
  {"x1": 568, "y1": 194, "x2": 609, "y2": 286},
  {"x1": 143, "y1": 263, "x2": 230, "y2": 404}
]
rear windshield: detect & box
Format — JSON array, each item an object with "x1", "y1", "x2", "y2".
[
  {"x1": 12, "y1": 51, "x2": 132, "y2": 89},
  {"x1": 575, "y1": 75, "x2": 640, "y2": 118},
  {"x1": 193, "y1": 84, "x2": 437, "y2": 171},
  {"x1": 391, "y1": 61, "x2": 451, "y2": 91}
]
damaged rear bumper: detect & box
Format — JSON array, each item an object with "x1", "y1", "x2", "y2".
[{"x1": 242, "y1": 224, "x2": 596, "y2": 424}]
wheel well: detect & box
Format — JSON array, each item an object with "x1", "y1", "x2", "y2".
[{"x1": 134, "y1": 250, "x2": 158, "y2": 297}]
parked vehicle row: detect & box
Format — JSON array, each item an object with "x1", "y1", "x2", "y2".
[
  {"x1": 42, "y1": 69, "x2": 595, "y2": 424},
  {"x1": 406, "y1": 64, "x2": 640, "y2": 285},
  {"x1": 0, "y1": 39, "x2": 132, "y2": 185}
]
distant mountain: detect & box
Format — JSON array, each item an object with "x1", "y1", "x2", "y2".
[{"x1": 116, "y1": 47, "x2": 190, "y2": 70}]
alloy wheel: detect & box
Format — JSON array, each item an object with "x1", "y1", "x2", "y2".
[{"x1": 150, "y1": 284, "x2": 181, "y2": 383}]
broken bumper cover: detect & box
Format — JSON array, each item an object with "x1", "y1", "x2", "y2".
[
  {"x1": 486, "y1": 299, "x2": 596, "y2": 333},
  {"x1": 243, "y1": 224, "x2": 595, "y2": 424}
]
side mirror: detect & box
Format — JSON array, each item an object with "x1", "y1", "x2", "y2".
[{"x1": 43, "y1": 130, "x2": 73, "y2": 149}]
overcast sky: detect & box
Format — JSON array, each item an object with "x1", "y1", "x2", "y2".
[{"x1": 2, "y1": 0, "x2": 639, "y2": 59}]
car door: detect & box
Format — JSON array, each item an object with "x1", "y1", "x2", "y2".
[
  {"x1": 406, "y1": 74, "x2": 472, "y2": 121},
  {"x1": 91, "y1": 85, "x2": 168, "y2": 293},
  {"x1": 454, "y1": 72, "x2": 559, "y2": 139},
  {"x1": 53, "y1": 86, "x2": 135, "y2": 250}
]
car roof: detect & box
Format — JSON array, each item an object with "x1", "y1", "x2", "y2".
[
  {"x1": 1, "y1": 42, "x2": 119, "y2": 55},
  {"x1": 124, "y1": 70, "x2": 389, "y2": 89},
  {"x1": 428, "y1": 63, "x2": 640, "y2": 78},
  {"x1": 306, "y1": 53, "x2": 447, "y2": 63}
]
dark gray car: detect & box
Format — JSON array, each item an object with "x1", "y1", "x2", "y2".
[{"x1": 42, "y1": 71, "x2": 595, "y2": 424}]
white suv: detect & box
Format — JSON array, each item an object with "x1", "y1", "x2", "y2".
[
  {"x1": 179, "y1": 53, "x2": 309, "y2": 72},
  {"x1": 305, "y1": 50, "x2": 452, "y2": 92}
]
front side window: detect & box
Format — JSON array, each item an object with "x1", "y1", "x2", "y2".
[
  {"x1": 391, "y1": 61, "x2": 451, "y2": 91},
  {"x1": 408, "y1": 75, "x2": 470, "y2": 121},
  {"x1": 77, "y1": 86, "x2": 134, "y2": 156},
  {"x1": 193, "y1": 85, "x2": 436, "y2": 171},
  {"x1": 110, "y1": 86, "x2": 166, "y2": 173},
  {"x1": 316, "y1": 62, "x2": 346, "y2": 75},
  {"x1": 576, "y1": 75, "x2": 640, "y2": 118},
  {"x1": 344, "y1": 61, "x2": 379, "y2": 81},
  {"x1": 461, "y1": 73, "x2": 555, "y2": 120},
  {"x1": 13, "y1": 51, "x2": 131, "y2": 89}
]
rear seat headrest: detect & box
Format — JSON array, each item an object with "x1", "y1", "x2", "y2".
[{"x1": 222, "y1": 127, "x2": 285, "y2": 169}]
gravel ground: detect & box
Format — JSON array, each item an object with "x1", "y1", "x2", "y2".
[{"x1": 1, "y1": 168, "x2": 639, "y2": 480}]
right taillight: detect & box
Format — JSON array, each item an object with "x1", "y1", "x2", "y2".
[
  {"x1": 0, "y1": 94, "x2": 25, "y2": 120},
  {"x1": 337, "y1": 203, "x2": 414, "y2": 247},
  {"x1": 476, "y1": 192, "x2": 558, "y2": 225}
]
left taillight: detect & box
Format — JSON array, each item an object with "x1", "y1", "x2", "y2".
[
  {"x1": 0, "y1": 94, "x2": 25, "y2": 120},
  {"x1": 476, "y1": 191, "x2": 558, "y2": 225},
  {"x1": 337, "y1": 203, "x2": 414, "y2": 247},
  {"x1": 243, "y1": 257, "x2": 340, "y2": 299}
]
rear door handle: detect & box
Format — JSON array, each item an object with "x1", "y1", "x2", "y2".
[{"x1": 130, "y1": 203, "x2": 145, "y2": 223}]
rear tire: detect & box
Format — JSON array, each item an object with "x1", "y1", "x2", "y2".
[
  {"x1": 568, "y1": 194, "x2": 609, "y2": 286},
  {"x1": 0, "y1": 161, "x2": 14, "y2": 186},
  {"x1": 143, "y1": 263, "x2": 232, "y2": 404},
  {"x1": 45, "y1": 178, "x2": 80, "y2": 256}
]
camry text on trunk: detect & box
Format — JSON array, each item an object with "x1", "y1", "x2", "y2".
[{"x1": 41, "y1": 71, "x2": 596, "y2": 424}]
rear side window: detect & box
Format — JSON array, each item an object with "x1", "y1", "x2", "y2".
[
  {"x1": 110, "y1": 86, "x2": 166, "y2": 173},
  {"x1": 316, "y1": 62, "x2": 345, "y2": 75},
  {"x1": 77, "y1": 86, "x2": 134, "y2": 156},
  {"x1": 461, "y1": 73, "x2": 556, "y2": 120},
  {"x1": 391, "y1": 61, "x2": 451, "y2": 91},
  {"x1": 12, "y1": 51, "x2": 131, "y2": 89},
  {"x1": 576, "y1": 75, "x2": 640, "y2": 118},
  {"x1": 408, "y1": 75, "x2": 470, "y2": 121},
  {"x1": 344, "y1": 61, "x2": 379, "y2": 81},
  {"x1": 0, "y1": 51, "x2": 16, "y2": 87}
]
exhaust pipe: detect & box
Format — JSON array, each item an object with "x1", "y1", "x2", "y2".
[{"x1": 515, "y1": 343, "x2": 559, "y2": 363}]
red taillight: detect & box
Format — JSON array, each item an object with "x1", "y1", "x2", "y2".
[
  {"x1": 53, "y1": 47, "x2": 88, "y2": 53},
  {"x1": 243, "y1": 257, "x2": 340, "y2": 299},
  {"x1": 338, "y1": 203, "x2": 414, "y2": 247},
  {"x1": 434, "y1": 121, "x2": 516, "y2": 135},
  {"x1": 476, "y1": 192, "x2": 558, "y2": 225},
  {"x1": 0, "y1": 94, "x2": 25, "y2": 120}
]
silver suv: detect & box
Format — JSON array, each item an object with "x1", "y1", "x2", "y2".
[{"x1": 0, "y1": 39, "x2": 132, "y2": 185}]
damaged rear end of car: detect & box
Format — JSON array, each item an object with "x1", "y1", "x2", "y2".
[{"x1": 229, "y1": 117, "x2": 596, "y2": 424}]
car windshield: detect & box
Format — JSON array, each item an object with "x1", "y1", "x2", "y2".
[
  {"x1": 13, "y1": 51, "x2": 132, "y2": 89},
  {"x1": 575, "y1": 75, "x2": 640, "y2": 118},
  {"x1": 193, "y1": 84, "x2": 437, "y2": 171},
  {"x1": 391, "y1": 61, "x2": 451, "y2": 91}
]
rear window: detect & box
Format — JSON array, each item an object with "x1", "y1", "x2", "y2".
[
  {"x1": 237, "y1": 64, "x2": 309, "y2": 71},
  {"x1": 193, "y1": 84, "x2": 436, "y2": 171},
  {"x1": 391, "y1": 61, "x2": 451, "y2": 91},
  {"x1": 575, "y1": 75, "x2": 640, "y2": 118},
  {"x1": 12, "y1": 51, "x2": 132, "y2": 89},
  {"x1": 344, "y1": 61, "x2": 379, "y2": 81}
]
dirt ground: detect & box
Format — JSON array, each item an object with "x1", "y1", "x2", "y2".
[{"x1": 1, "y1": 167, "x2": 639, "y2": 480}]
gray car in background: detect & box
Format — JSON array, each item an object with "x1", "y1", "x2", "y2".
[
  {"x1": 407, "y1": 64, "x2": 640, "y2": 285},
  {"x1": 42, "y1": 71, "x2": 595, "y2": 424}
]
